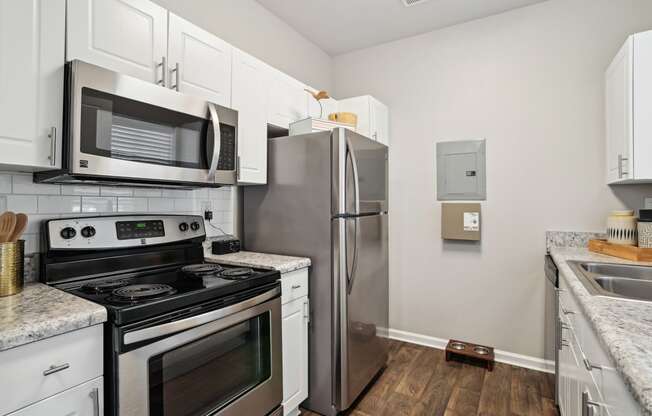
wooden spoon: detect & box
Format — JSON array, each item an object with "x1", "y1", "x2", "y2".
[
  {"x1": 0, "y1": 212, "x2": 16, "y2": 243},
  {"x1": 9, "y1": 213, "x2": 27, "y2": 243}
]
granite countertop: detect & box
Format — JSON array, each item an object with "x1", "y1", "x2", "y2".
[
  {"x1": 550, "y1": 247, "x2": 652, "y2": 415},
  {"x1": 205, "y1": 251, "x2": 311, "y2": 274},
  {"x1": 0, "y1": 283, "x2": 107, "y2": 352}
]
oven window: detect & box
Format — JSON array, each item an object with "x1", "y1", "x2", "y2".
[
  {"x1": 80, "y1": 87, "x2": 212, "y2": 169},
  {"x1": 148, "y1": 312, "x2": 271, "y2": 416}
]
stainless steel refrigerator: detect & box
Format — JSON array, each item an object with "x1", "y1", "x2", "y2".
[{"x1": 243, "y1": 128, "x2": 389, "y2": 415}]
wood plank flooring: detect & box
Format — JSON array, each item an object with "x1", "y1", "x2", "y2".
[{"x1": 301, "y1": 339, "x2": 558, "y2": 416}]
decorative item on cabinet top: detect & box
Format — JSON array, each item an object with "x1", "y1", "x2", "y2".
[
  {"x1": 305, "y1": 89, "x2": 331, "y2": 119},
  {"x1": 328, "y1": 112, "x2": 358, "y2": 127}
]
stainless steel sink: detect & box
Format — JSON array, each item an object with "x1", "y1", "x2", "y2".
[{"x1": 567, "y1": 261, "x2": 652, "y2": 302}]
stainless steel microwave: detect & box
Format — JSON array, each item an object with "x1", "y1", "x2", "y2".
[{"x1": 35, "y1": 60, "x2": 238, "y2": 187}]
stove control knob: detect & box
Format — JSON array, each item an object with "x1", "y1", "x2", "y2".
[
  {"x1": 81, "y1": 226, "x2": 96, "y2": 238},
  {"x1": 190, "y1": 221, "x2": 200, "y2": 231},
  {"x1": 60, "y1": 227, "x2": 76, "y2": 240},
  {"x1": 179, "y1": 222, "x2": 189, "y2": 232}
]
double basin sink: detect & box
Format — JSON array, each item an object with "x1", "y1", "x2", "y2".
[{"x1": 568, "y1": 261, "x2": 652, "y2": 302}]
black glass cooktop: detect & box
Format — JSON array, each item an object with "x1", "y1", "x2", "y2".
[{"x1": 61, "y1": 263, "x2": 279, "y2": 325}]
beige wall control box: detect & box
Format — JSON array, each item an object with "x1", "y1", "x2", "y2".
[{"x1": 441, "y1": 203, "x2": 481, "y2": 241}]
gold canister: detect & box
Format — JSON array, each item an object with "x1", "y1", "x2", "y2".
[{"x1": 0, "y1": 240, "x2": 25, "y2": 297}]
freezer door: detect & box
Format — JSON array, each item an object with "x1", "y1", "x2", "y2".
[
  {"x1": 335, "y1": 213, "x2": 389, "y2": 411},
  {"x1": 333, "y1": 129, "x2": 388, "y2": 216}
]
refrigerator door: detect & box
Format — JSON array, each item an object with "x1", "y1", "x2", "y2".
[
  {"x1": 335, "y1": 213, "x2": 389, "y2": 411},
  {"x1": 333, "y1": 129, "x2": 388, "y2": 216}
]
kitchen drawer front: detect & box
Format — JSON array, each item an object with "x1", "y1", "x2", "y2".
[
  {"x1": 281, "y1": 268, "x2": 309, "y2": 305},
  {"x1": 0, "y1": 325, "x2": 103, "y2": 415}
]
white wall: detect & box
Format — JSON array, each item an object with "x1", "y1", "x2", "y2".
[
  {"x1": 152, "y1": 0, "x2": 333, "y2": 90},
  {"x1": 333, "y1": 0, "x2": 652, "y2": 359}
]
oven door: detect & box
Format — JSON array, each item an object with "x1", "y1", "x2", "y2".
[
  {"x1": 118, "y1": 287, "x2": 282, "y2": 416},
  {"x1": 68, "y1": 60, "x2": 237, "y2": 186}
]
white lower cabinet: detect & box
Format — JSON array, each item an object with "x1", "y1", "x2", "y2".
[
  {"x1": 8, "y1": 377, "x2": 103, "y2": 416},
  {"x1": 281, "y1": 268, "x2": 309, "y2": 416},
  {"x1": 558, "y1": 275, "x2": 642, "y2": 416},
  {"x1": 0, "y1": 325, "x2": 104, "y2": 416}
]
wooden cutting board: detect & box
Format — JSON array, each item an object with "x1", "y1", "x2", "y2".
[{"x1": 588, "y1": 239, "x2": 652, "y2": 262}]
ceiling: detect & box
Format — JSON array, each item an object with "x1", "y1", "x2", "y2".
[{"x1": 256, "y1": 0, "x2": 548, "y2": 55}]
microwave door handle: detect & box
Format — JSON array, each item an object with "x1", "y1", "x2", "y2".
[
  {"x1": 207, "y1": 102, "x2": 222, "y2": 181},
  {"x1": 123, "y1": 286, "x2": 280, "y2": 345}
]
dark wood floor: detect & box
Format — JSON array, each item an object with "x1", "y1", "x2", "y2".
[{"x1": 302, "y1": 339, "x2": 558, "y2": 416}]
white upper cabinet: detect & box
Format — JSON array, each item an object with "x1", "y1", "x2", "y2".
[
  {"x1": 338, "y1": 95, "x2": 390, "y2": 146},
  {"x1": 168, "y1": 13, "x2": 232, "y2": 106},
  {"x1": 0, "y1": 0, "x2": 65, "y2": 170},
  {"x1": 268, "y1": 69, "x2": 309, "y2": 129},
  {"x1": 67, "y1": 0, "x2": 168, "y2": 84},
  {"x1": 606, "y1": 30, "x2": 652, "y2": 184},
  {"x1": 232, "y1": 49, "x2": 269, "y2": 184}
]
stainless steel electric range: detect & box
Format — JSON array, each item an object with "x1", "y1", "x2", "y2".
[{"x1": 40, "y1": 215, "x2": 283, "y2": 416}]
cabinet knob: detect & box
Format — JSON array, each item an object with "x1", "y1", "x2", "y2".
[{"x1": 583, "y1": 357, "x2": 602, "y2": 371}]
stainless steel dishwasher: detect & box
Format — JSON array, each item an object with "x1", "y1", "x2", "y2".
[{"x1": 544, "y1": 255, "x2": 559, "y2": 405}]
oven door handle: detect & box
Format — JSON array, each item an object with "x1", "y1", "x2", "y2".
[
  {"x1": 123, "y1": 286, "x2": 280, "y2": 345},
  {"x1": 207, "y1": 102, "x2": 222, "y2": 182}
]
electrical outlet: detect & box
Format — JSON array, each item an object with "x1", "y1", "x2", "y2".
[{"x1": 645, "y1": 198, "x2": 652, "y2": 209}]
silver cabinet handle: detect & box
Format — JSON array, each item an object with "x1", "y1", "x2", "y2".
[
  {"x1": 303, "y1": 299, "x2": 310, "y2": 322},
  {"x1": 89, "y1": 387, "x2": 100, "y2": 416},
  {"x1": 583, "y1": 357, "x2": 602, "y2": 371},
  {"x1": 43, "y1": 363, "x2": 70, "y2": 376},
  {"x1": 555, "y1": 288, "x2": 566, "y2": 293},
  {"x1": 156, "y1": 56, "x2": 167, "y2": 86},
  {"x1": 618, "y1": 154, "x2": 629, "y2": 178},
  {"x1": 237, "y1": 155, "x2": 241, "y2": 181},
  {"x1": 169, "y1": 62, "x2": 180, "y2": 91},
  {"x1": 48, "y1": 127, "x2": 57, "y2": 166},
  {"x1": 560, "y1": 340, "x2": 570, "y2": 348},
  {"x1": 582, "y1": 391, "x2": 602, "y2": 416},
  {"x1": 207, "y1": 102, "x2": 222, "y2": 182},
  {"x1": 291, "y1": 284, "x2": 301, "y2": 289},
  {"x1": 562, "y1": 306, "x2": 575, "y2": 315},
  {"x1": 561, "y1": 322, "x2": 571, "y2": 330}
]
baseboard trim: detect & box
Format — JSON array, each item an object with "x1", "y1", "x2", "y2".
[{"x1": 387, "y1": 328, "x2": 555, "y2": 374}]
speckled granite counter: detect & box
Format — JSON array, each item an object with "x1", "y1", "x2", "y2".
[
  {"x1": 0, "y1": 283, "x2": 106, "y2": 352},
  {"x1": 205, "y1": 251, "x2": 311, "y2": 274},
  {"x1": 550, "y1": 247, "x2": 652, "y2": 415}
]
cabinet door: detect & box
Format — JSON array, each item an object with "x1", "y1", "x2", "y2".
[
  {"x1": 232, "y1": 49, "x2": 268, "y2": 184},
  {"x1": 371, "y1": 97, "x2": 389, "y2": 146},
  {"x1": 7, "y1": 377, "x2": 103, "y2": 416},
  {"x1": 605, "y1": 38, "x2": 633, "y2": 184},
  {"x1": 268, "y1": 69, "x2": 308, "y2": 129},
  {"x1": 338, "y1": 96, "x2": 371, "y2": 138},
  {"x1": 281, "y1": 296, "x2": 309, "y2": 416},
  {"x1": 632, "y1": 31, "x2": 652, "y2": 180},
  {"x1": 0, "y1": 0, "x2": 64, "y2": 170},
  {"x1": 168, "y1": 13, "x2": 232, "y2": 106},
  {"x1": 67, "y1": 0, "x2": 168, "y2": 84}
]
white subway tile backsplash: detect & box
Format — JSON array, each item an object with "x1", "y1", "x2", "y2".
[
  {"x1": 82, "y1": 197, "x2": 116, "y2": 213},
  {"x1": 7, "y1": 195, "x2": 38, "y2": 214},
  {"x1": 100, "y1": 186, "x2": 133, "y2": 197},
  {"x1": 61, "y1": 185, "x2": 100, "y2": 196},
  {"x1": 193, "y1": 189, "x2": 209, "y2": 199},
  {"x1": 162, "y1": 189, "x2": 193, "y2": 198},
  {"x1": 13, "y1": 175, "x2": 60, "y2": 195},
  {"x1": 148, "y1": 198, "x2": 175, "y2": 212},
  {"x1": 133, "y1": 188, "x2": 162, "y2": 197},
  {"x1": 118, "y1": 197, "x2": 148, "y2": 213},
  {"x1": 0, "y1": 174, "x2": 12, "y2": 193},
  {"x1": 38, "y1": 196, "x2": 82, "y2": 214},
  {"x1": 25, "y1": 214, "x2": 56, "y2": 234},
  {"x1": 214, "y1": 199, "x2": 232, "y2": 211},
  {"x1": 173, "y1": 198, "x2": 195, "y2": 212}
]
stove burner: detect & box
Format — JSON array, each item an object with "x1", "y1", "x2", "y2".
[
  {"x1": 111, "y1": 284, "x2": 177, "y2": 302},
  {"x1": 219, "y1": 267, "x2": 255, "y2": 280},
  {"x1": 181, "y1": 263, "x2": 224, "y2": 276},
  {"x1": 81, "y1": 279, "x2": 130, "y2": 294}
]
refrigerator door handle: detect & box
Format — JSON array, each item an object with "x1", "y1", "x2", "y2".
[{"x1": 345, "y1": 137, "x2": 360, "y2": 294}]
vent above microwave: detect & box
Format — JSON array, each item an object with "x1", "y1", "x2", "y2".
[{"x1": 401, "y1": 0, "x2": 429, "y2": 7}]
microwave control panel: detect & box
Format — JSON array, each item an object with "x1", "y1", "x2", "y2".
[{"x1": 217, "y1": 124, "x2": 236, "y2": 170}]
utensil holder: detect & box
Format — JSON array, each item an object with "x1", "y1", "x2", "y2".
[{"x1": 0, "y1": 240, "x2": 24, "y2": 297}]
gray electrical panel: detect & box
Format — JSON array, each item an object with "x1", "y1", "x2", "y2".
[{"x1": 436, "y1": 139, "x2": 486, "y2": 201}]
